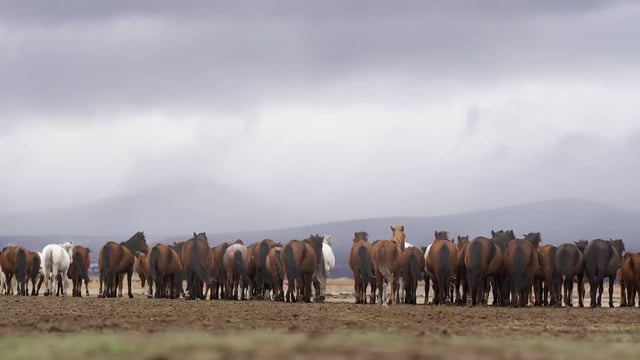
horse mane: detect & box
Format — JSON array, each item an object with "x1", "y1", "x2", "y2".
[{"x1": 322, "y1": 234, "x2": 333, "y2": 247}]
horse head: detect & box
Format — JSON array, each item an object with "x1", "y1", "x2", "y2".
[
  {"x1": 575, "y1": 240, "x2": 588, "y2": 253},
  {"x1": 390, "y1": 225, "x2": 406, "y2": 249},
  {"x1": 322, "y1": 234, "x2": 333, "y2": 247},
  {"x1": 353, "y1": 231, "x2": 369, "y2": 243},
  {"x1": 523, "y1": 232, "x2": 541, "y2": 247},
  {"x1": 610, "y1": 238, "x2": 625, "y2": 256},
  {"x1": 434, "y1": 230, "x2": 450, "y2": 241},
  {"x1": 60, "y1": 241, "x2": 74, "y2": 259}
]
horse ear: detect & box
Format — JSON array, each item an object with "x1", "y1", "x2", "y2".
[
  {"x1": 434, "y1": 230, "x2": 438, "y2": 237},
  {"x1": 390, "y1": 226, "x2": 394, "y2": 231},
  {"x1": 193, "y1": 232, "x2": 197, "y2": 237},
  {"x1": 491, "y1": 230, "x2": 496, "y2": 237},
  {"x1": 399, "y1": 225, "x2": 404, "y2": 231}
]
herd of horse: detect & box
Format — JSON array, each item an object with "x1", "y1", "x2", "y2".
[
  {"x1": 0, "y1": 231, "x2": 337, "y2": 303},
  {"x1": 350, "y1": 226, "x2": 634, "y2": 308},
  {"x1": 0, "y1": 225, "x2": 637, "y2": 308}
]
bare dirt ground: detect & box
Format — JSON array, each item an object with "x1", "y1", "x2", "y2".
[{"x1": 2, "y1": 278, "x2": 640, "y2": 359}]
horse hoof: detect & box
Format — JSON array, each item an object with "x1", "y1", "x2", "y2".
[{"x1": 129, "y1": 294, "x2": 134, "y2": 299}]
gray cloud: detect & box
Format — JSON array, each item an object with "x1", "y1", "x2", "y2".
[{"x1": 1, "y1": 0, "x2": 638, "y2": 120}]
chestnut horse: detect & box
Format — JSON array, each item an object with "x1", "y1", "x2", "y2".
[
  {"x1": 504, "y1": 233, "x2": 540, "y2": 307},
  {"x1": 426, "y1": 231, "x2": 458, "y2": 305},
  {"x1": 98, "y1": 231, "x2": 149, "y2": 298},
  {"x1": 181, "y1": 232, "x2": 213, "y2": 300},
  {"x1": 148, "y1": 243, "x2": 184, "y2": 299},
  {"x1": 0, "y1": 246, "x2": 18, "y2": 295},
  {"x1": 534, "y1": 244, "x2": 560, "y2": 307},
  {"x1": 67, "y1": 246, "x2": 91, "y2": 297},
  {"x1": 281, "y1": 235, "x2": 323, "y2": 303},
  {"x1": 265, "y1": 244, "x2": 285, "y2": 301},
  {"x1": 135, "y1": 252, "x2": 151, "y2": 297},
  {"x1": 583, "y1": 238, "x2": 625, "y2": 308},
  {"x1": 620, "y1": 252, "x2": 640, "y2": 307},
  {"x1": 454, "y1": 235, "x2": 470, "y2": 304},
  {"x1": 402, "y1": 246, "x2": 425, "y2": 304},
  {"x1": 371, "y1": 225, "x2": 405, "y2": 305},
  {"x1": 349, "y1": 231, "x2": 375, "y2": 304}
]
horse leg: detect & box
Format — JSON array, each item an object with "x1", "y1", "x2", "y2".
[
  {"x1": 597, "y1": 279, "x2": 604, "y2": 307},
  {"x1": 608, "y1": 276, "x2": 615, "y2": 308}
]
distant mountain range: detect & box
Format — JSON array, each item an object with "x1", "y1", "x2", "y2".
[{"x1": 1, "y1": 198, "x2": 637, "y2": 278}]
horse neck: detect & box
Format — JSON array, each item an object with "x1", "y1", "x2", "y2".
[{"x1": 122, "y1": 237, "x2": 140, "y2": 253}]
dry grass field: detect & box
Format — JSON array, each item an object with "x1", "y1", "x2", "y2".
[{"x1": 1, "y1": 277, "x2": 640, "y2": 359}]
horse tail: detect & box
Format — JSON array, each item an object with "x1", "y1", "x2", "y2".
[
  {"x1": 234, "y1": 250, "x2": 250, "y2": 286},
  {"x1": 191, "y1": 241, "x2": 209, "y2": 284},
  {"x1": 101, "y1": 245, "x2": 112, "y2": 289},
  {"x1": 16, "y1": 248, "x2": 27, "y2": 291},
  {"x1": 409, "y1": 253, "x2": 420, "y2": 288},
  {"x1": 357, "y1": 246, "x2": 371, "y2": 287},
  {"x1": 513, "y1": 245, "x2": 525, "y2": 292},
  {"x1": 31, "y1": 254, "x2": 42, "y2": 283},
  {"x1": 149, "y1": 246, "x2": 159, "y2": 284},
  {"x1": 72, "y1": 251, "x2": 85, "y2": 283},
  {"x1": 258, "y1": 242, "x2": 272, "y2": 287},
  {"x1": 376, "y1": 244, "x2": 393, "y2": 284},
  {"x1": 283, "y1": 245, "x2": 297, "y2": 285},
  {"x1": 437, "y1": 245, "x2": 450, "y2": 302}
]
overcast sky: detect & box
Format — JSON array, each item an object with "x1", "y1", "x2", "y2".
[{"x1": 1, "y1": 1, "x2": 639, "y2": 229}]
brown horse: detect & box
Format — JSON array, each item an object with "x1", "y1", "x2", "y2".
[
  {"x1": 281, "y1": 235, "x2": 323, "y2": 303},
  {"x1": 253, "y1": 239, "x2": 278, "y2": 300},
  {"x1": 464, "y1": 236, "x2": 502, "y2": 306},
  {"x1": 135, "y1": 252, "x2": 151, "y2": 297},
  {"x1": 67, "y1": 246, "x2": 91, "y2": 297},
  {"x1": 426, "y1": 231, "x2": 458, "y2": 305},
  {"x1": 533, "y1": 244, "x2": 560, "y2": 307},
  {"x1": 209, "y1": 242, "x2": 230, "y2": 300},
  {"x1": 180, "y1": 232, "x2": 213, "y2": 300},
  {"x1": 265, "y1": 244, "x2": 285, "y2": 301},
  {"x1": 402, "y1": 246, "x2": 425, "y2": 304},
  {"x1": 148, "y1": 244, "x2": 184, "y2": 299},
  {"x1": 0, "y1": 246, "x2": 18, "y2": 295},
  {"x1": 98, "y1": 231, "x2": 149, "y2": 298},
  {"x1": 349, "y1": 231, "x2": 375, "y2": 304},
  {"x1": 246, "y1": 242, "x2": 259, "y2": 299},
  {"x1": 504, "y1": 233, "x2": 540, "y2": 307},
  {"x1": 583, "y1": 238, "x2": 625, "y2": 308},
  {"x1": 620, "y1": 252, "x2": 640, "y2": 307},
  {"x1": 223, "y1": 242, "x2": 251, "y2": 300},
  {"x1": 371, "y1": 226, "x2": 405, "y2": 305},
  {"x1": 454, "y1": 235, "x2": 469, "y2": 304},
  {"x1": 555, "y1": 240, "x2": 587, "y2": 307}
]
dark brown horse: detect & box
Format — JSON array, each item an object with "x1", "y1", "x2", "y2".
[
  {"x1": 67, "y1": 246, "x2": 91, "y2": 297},
  {"x1": 148, "y1": 244, "x2": 184, "y2": 299},
  {"x1": 265, "y1": 244, "x2": 285, "y2": 301},
  {"x1": 533, "y1": 244, "x2": 560, "y2": 307},
  {"x1": 281, "y1": 235, "x2": 323, "y2": 303},
  {"x1": 0, "y1": 246, "x2": 18, "y2": 295},
  {"x1": 180, "y1": 232, "x2": 213, "y2": 300},
  {"x1": 349, "y1": 231, "x2": 375, "y2": 304},
  {"x1": 371, "y1": 226, "x2": 405, "y2": 305},
  {"x1": 555, "y1": 240, "x2": 587, "y2": 307},
  {"x1": 402, "y1": 246, "x2": 425, "y2": 304},
  {"x1": 464, "y1": 236, "x2": 501, "y2": 306},
  {"x1": 583, "y1": 238, "x2": 625, "y2": 307},
  {"x1": 98, "y1": 231, "x2": 149, "y2": 298},
  {"x1": 504, "y1": 233, "x2": 540, "y2": 307},
  {"x1": 426, "y1": 231, "x2": 458, "y2": 305},
  {"x1": 454, "y1": 235, "x2": 469, "y2": 304}
]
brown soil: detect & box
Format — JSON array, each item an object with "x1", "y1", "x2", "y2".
[{"x1": 2, "y1": 290, "x2": 640, "y2": 341}]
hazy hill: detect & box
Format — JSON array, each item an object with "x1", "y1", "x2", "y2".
[{"x1": 1, "y1": 198, "x2": 637, "y2": 278}]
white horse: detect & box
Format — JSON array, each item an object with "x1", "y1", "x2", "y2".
[
  {"x1": 42, "y1": 241, "x2": 74, "y2": 296},
  {"x1": 0, "y1": 263, "x2": 6, "y2": 295}
]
